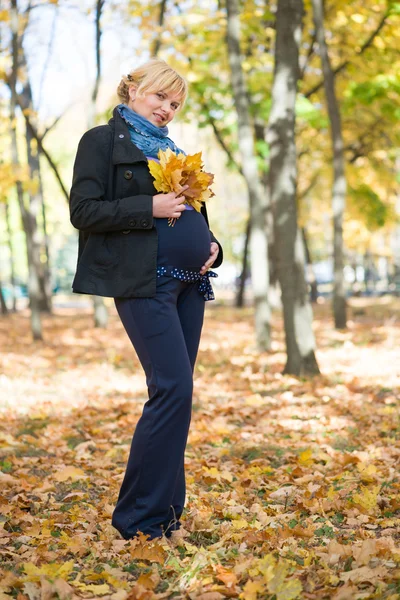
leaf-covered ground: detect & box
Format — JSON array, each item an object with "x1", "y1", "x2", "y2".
[{"x1": 0, "y1": 296, "x2": 400, "y2": 599}]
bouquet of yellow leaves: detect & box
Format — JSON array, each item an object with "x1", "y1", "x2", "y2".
[{"x1": 148, "y1": 148, "x2": 215, "y2": 226}]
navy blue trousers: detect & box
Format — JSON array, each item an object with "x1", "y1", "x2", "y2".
[{"x1": 112, "y1": 275, "x2": 205, "y2": 539}]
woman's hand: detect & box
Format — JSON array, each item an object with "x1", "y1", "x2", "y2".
[
  {"x1": 200, "y1": 242, "x2": 219, "y2": 275},
  {"x1": 153, "y1": 186, "x2": 189, "y2": 219}
]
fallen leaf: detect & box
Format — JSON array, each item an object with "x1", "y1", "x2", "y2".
[{"x1": 53, "y1": 466, "x2": 87, "y2": 482}]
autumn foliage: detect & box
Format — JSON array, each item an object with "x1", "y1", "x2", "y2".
[
  {"x1": 0, "y1": 298, "x2": 400, "y2": 598},
  {"x1": 148, "y1": 149, "x2": 215, "y2": 214}
]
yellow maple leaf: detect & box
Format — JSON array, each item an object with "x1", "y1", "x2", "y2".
[
  {"x1": 356, "y1": 463, "x2": 378, "y2": 483},
  {"x1": 73, "y1": 583, "x2": 110, "y2": 594},
  {"x1": 23, "y1": 561, "x2": 74, "y2": 582},
  {"x1": 298, "y1": 448, "x2": 313, "y2": 466},
  {"x1": 203, "y1": 466, "x2": 221, "y2": 480},
  {"x1": 352, "y1": 485, "x2": 380, "y2": 512},
  {"x1": 148, "y1": 149, "x2": 214, "y2": 214},
  {"x1": 327, "y1": 486, "x2": 338, "y2": 501},
  {"x1": 231, "y1": 519, "x2": 249, "y2": 530},
  {"x1": 147, "y1": 161, "x2": 164, "y2": 190},
  {"x1": 54, "y1": 466, "x2": 87, "y2": 482},
  {"x1": 267, "y1": 563, "x2": 302, "y2": 600},
  {"x1": 239, "y1": 579, "x2": 266, "y2": 600}
]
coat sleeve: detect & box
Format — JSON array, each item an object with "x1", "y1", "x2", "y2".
[
  {"x1": 69, "y1": 127, "x2": 153, "y2": 233},
  {"x1": 201, "y1": 204, "x2": 223, "y2": 268}
]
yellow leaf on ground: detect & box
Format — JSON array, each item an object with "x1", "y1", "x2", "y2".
[
  {"x1": 74, "y1": 583, "x2": 110, "y2": 594},
  {"x1": 352, "y1": 485, "x2": 380, "y2": 512},
  {"x1": 269, "y1": 576, "x2": 302, "y2": 600},
  {"x1": 298, "y1": 448, "x2": 313, "y2": 466},
  {"x1": 203, "y1": 467, "x2": 221, "y2": 481},
  {"x1": 54, "y1": 466, "x2": 87, "y2": 482},
  {"x1": 239, "y1": 579, "x2": 266, "y2": 600},
  {"x1": 231, "y1": 519, "x2": 249, "y2": 530},
  {"x1": 23, "y1": 561, "x2": 74, "y2": 582},
  {"x1": 356, "y1": 463, "x2": 378, "y2": 483}
]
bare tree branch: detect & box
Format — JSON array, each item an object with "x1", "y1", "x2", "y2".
[
  {"x1": 92, "y1": 0, "x2": 105, "y2": 107},
  {"x1": 208, "y1": 114, "x2": 242, "y2": 175},
  {"x1": 299, "y1": 32, "x2": 316, "y2": 81},
  {"x1": 42, "y1": 112, "x2": 66, "y2": 138},
  {"x1": 37, "y1": 3, "x2": 59, "y2": 109},
  {"x1": 298, "y1": 173, "x2": 319, "y2": 199},
  {"x1": 21, "y1": 106, "x2": 69, "y2": 202}
]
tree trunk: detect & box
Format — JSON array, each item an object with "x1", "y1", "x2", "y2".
[
  {"x1": 10, "y1": 0, "x2": 42, "y2": 340},
  {"x1": 90, "y1": 0, "x2": 108, "y2": 328},
  {"x1": 226, "y1": 0, "x2": 271, "y2": 350},
  {"x1": 0, "y1": 281, "x2": 8, "y2": 315},
  {"x1": 39, "y1": 165, "x2": 52, "y2": 298},
  {"x1": 267, "y1": 0, "x2": 319, "y2": 375},
  {"x1": 302, "y1": 227, "x2": 318, "y2": 302},
  {"x1": 21, "y1": 74, "x2": 52, "y2": 313},
  {"x1": 311, "y1": 0, "x2": 347, "y2": 328},
  {"x1": 152, "y1": 0, "x2": 167, "y2": 56},
  {"x1": 5, "y1": 201, "x2": 17, "y2": 312},
  {"x1": 235, "y1": 218, "x2": 250, "y2": 307}
]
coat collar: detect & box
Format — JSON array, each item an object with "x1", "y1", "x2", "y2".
[{"x1": 109, "y1": 107, "x2": 148, "y2": 165}]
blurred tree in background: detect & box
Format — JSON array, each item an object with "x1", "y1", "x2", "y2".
[{"x1": 0, "y1": 0, "x2": 399, "y2": 373}]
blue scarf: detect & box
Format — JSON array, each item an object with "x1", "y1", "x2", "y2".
[{"x1": 117, "y1": 104, "x2": 185, "y2": 160}]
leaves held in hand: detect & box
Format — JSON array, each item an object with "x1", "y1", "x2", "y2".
[{"x1": 148, "y1": 148, "x2": 215, "y2": 214}]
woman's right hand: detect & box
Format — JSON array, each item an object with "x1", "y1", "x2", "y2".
[{"x1": 152, "y1": 186, "x2": 189, "y2": 219}]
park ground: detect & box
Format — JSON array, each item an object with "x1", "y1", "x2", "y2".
[{"x1": 0, "y1": 296, "x2": 400, "y2": 599}]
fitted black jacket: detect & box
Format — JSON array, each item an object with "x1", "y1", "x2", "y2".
[{"x1": 69, "y1": 107, "x2": 223, "y2": 298}]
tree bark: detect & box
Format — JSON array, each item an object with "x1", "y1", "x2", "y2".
[
  {"x1": 89, "y1": 0, "x2": 108, "y2": 328},
  {"x1": 226, "y1": 0, "x2": 271, "y2": 350},
  {"x1": 0, "y1": 281, "x2": 8, "y2": 315},
  {"x1": 21, "y1": 72, "x2": 52, "y2": 313},
  {"x1": 302, "y1": 227, "x2": 318, "y2": 303},
  {"x1": 267, "y1": 0, "x2": 319, "y2": 375},
  {"x1": 311, "y1": 0, "x2": 347, "y2": 328},
  {"x1": 304, "y1": 9, "x2": 390, "y2": 99},
  {"x1": 5, "y1": 201, "x2": 17, "y2": 312},
  {"x1": 10, "y1": 0, "x2": 42, "y2": 340},
  {"x1": 152, "y1": 0, "x2": 167, "y2": 56},
  {"x1": 235, "y1": 218, "x2": 250, "y2": 307}
]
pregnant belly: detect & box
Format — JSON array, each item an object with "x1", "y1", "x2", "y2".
[{"x1": 155, "y1": 209, "x2": 211, "y2": 270}]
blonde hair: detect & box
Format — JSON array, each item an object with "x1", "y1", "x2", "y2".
[{"x1": 117, "y1": 58, "x2": 188, "y2": 108}]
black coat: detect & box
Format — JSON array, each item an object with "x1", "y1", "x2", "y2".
[{"x1": 69, "y1": 107, "x2": 223, "y2": 298}]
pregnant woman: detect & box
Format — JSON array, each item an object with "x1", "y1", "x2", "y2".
[{"x1": 69, "y1": 58, "x2": 223, "y2": 541}]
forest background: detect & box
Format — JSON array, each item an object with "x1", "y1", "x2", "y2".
[{"x1": 1, "y1": 0, "x2": 400, "y2": 599}]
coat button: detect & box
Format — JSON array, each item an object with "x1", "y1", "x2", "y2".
[
  {"x1": 128, "y1": 219, "x2": 136, "y2": 227},
  {"x1": 124, "y1": 170, "x2": 133, "y2": 180},
  {"x1": 141, "y1": 219, "x2": 149, "y2": 228},
  {"x1": 119, "y1": 134, "x2": 124, "y2": 139}
]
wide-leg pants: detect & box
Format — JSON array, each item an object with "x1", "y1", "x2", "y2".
[{"x1": 112, "y1": 275, "x2": 205, "y2": 540}]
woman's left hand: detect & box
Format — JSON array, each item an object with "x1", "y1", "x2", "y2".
[{"x1": 200, "y1": 242, "x2": 219, "y2": 275}]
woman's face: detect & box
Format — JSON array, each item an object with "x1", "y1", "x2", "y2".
[{"x1": 128, "y1": 86, "x2": 182, "y2": 128}]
